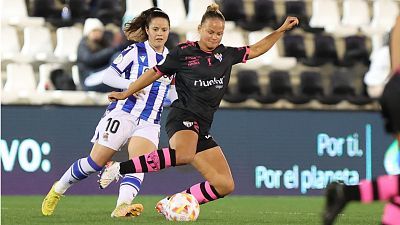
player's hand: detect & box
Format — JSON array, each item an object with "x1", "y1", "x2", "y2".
[
  {"x1": 132, "y1": 89, "x2": 146, "y2": 99},
  {"x1": 277, "y1": 16, "x2": 299, "y2": 32},
  {"x1": 108, "y1": 91, "x2": 128, "y2": 102}
]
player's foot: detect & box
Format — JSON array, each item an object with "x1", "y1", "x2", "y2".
[
  {"x1": 99, "y1": 161, "x2": 121, "y2": 189},
  {"x1": 323, "y1": 182, "x2": 347, "y2": 225},
  {"x1": 42, "y1": 182, "x2": 62, "y2": 216},
  {"x1": 155, "y1": 196, "x2": 170, "y2": 216},
  {"x1": 111, "y1": 203, "x2": 144, "y2": 218}
]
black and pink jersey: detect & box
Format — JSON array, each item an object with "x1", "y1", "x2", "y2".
[{"x1": 154, "y1": 41, "x2": 249, "y2": 123}]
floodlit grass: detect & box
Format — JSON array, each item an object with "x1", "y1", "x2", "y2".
[{"x1": 1, "y1": 195, "x2": 383, "y2": 225}]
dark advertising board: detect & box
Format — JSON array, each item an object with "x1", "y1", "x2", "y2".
[{"x1": 1, "y1": 106, "x2": 398, "y2": 195}]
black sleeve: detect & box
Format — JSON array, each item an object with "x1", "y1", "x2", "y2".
[
  {"x1": 227, "y1": 46, "x2": 250, "y2": 65},
  {"x1": 154, "y1": 46, "x2": 181, "y2": 77}
]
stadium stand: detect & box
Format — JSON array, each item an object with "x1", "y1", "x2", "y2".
[
  {"x1": 341, "y1": 35, "x2": 370, "y2": 67},
  {"x1": 303, "y1": 34, "x2": 339, "y2": 67},
  {"x1": 2, "y1": 0, "x2": 399, "y2": 110},
  {"x1": 298, "y1": 70, "x2": 324, "y2": 101},
  {"x1": 123, "y1": 0, "x2": 154, "y2": 20},
  {"x1": 54, "y1": 26, "x2": 83, "y2": 62},
  {"x1": 21, "y1": 26, "x2": 54, "y2": 62},
  {"x1": 241, "y1": 0, "x2": 278, "y2": 31},
  {"x1": 283, "y1": 34, "x2": 307, "y2": 60},
  {"x1": 1, "y1": 26, "x2": 21, "y2": 61}
]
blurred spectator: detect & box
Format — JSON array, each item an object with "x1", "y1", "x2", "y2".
[
  {"x1": 77, "y1": 18, "x2": 124, "y2": 92},
  {"x1": 363, "y1": 33, "x2": 391, "y2": 98}
]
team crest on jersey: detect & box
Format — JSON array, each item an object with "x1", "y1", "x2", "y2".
[
  {"x1": 214, "y1": 53, "x2": 223, "y2": 62},
  {"x1": 183, "y1": 121, "x2": 194, "y2": 128},
  {"x1": 103, "y1": 132, "x2": 109, "y2": 141},
  {"x1": 113, "y1": 54, "x2": 123, "y2": 64}
]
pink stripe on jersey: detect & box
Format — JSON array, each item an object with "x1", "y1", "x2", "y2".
[
  {"x1": 153, "y1": 66, "x2": 164, "y2": 76},
  {"x1": 162, "y1": 148, "x2": 171, "y2": 167},
  {"x1": 377, "y1": 175, "x2": 399, "y2": 201},
  {"x1": 204, "y1": 181, "x2": 217, "y2": 199},
  {"x1": 131, "y1": 158, "x2": 142, "y2": 172},
  {"x1": 242, "y1": 46, "x2": 250, "y2": 63},
  {"x1": 381, "y1": 202, "x2": 400, "y2": 225},
  {"x1": 190, "y1": 183, "x2": 206, "y2": 204},
  {"x1": 359, "y1": 180, "x2": 374, "y2": 203}
]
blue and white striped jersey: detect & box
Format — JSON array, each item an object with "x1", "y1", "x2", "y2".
[{"x1": 106, "y1": 41, "x2": 172, "y2": 124}]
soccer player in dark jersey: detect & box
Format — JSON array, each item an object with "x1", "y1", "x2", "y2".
[
  {"x1": 99, "y1": 3, "x2": 299, "y2": 215},
  {"x1": 323, "y1": 16, "x2": 400, "y2": 225}
]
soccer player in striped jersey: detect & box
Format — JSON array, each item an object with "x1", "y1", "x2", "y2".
[
  {"x1": 323, "y1": 16, "x2": 400, "y2": 225},
  {"x1": 42, "y1": 8, "x2": 176, "y2": 217},
  {"x1": 99, "y1": 3, "x2": 298, "y2": 219}
]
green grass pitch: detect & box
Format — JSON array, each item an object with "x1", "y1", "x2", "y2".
[{"x1": 1, "y1": 195, "x2": 383, "y2": 225}]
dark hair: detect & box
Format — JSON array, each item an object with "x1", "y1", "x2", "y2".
[
  {"x1": 124, "y1": 7, "x2": 170, "y2": 42},
  {"x1": 200, "y1": 3, "x2": 225, "y2": 25}
]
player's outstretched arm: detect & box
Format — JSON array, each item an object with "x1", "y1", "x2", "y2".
[
  {"x1": 108, "y1": 68, "x2": 162, "y2": 101},
  {"x1": 248, "y1": 16, "x2": 299, "y2": 60}
]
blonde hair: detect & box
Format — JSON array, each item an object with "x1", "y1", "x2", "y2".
[
  {"x1": 200, "y1": 3, "x2": 225, "y2": 25},
  {"x1": 207, "y1": 3, "x2": 220, "y2": 12}
]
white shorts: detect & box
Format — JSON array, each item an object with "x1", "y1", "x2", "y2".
[{"x1": 91, "y1": 110, "x2": 160, "y2": 151}]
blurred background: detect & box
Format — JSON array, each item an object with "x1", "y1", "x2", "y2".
[{"x1": 1, "y1": 0, "x2": 400, "y2": 197}]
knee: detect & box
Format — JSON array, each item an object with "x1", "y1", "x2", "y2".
[
  {"x1": 175, "y1": 149, "x2": 195, "y2": 165},
  {"x1": 215, "y1": 177, "x2": 235, "y2": 196}
]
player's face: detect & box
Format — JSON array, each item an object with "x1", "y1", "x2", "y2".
[
  {"x1": 146, "y1": 17, "x2": 170, "y2": 51},
  {"x1": 198, "y1": 18, "x2": 225, "y2": 51}
]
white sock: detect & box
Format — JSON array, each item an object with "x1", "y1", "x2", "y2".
[
  {"x1": 116, "y1": 173, "x2": 144, "y2": 207},
  {"x1": 55, "y1": 156, "x2": 103, "y2": 194}
]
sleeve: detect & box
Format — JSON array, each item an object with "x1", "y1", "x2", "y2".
[
  {"x1": 102, "y1": 67, "x2": 132, "y2": 89},
  {"x1": 227, "y1": 46, "x2": 250, "y2": 65},
  {"x1": 110, "y1": 45, "x2": 136, "y2": 75},
  {"x1": 154, "y1": 46, "x2": 181, "y2": 77}
]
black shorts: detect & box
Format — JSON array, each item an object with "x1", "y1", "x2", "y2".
[
  {"x1": 165, "y1": 107, "x2": 218, "y2": 153},
  {"x1": 380, "y1": 74, "x2": 400, "y2": 134}
]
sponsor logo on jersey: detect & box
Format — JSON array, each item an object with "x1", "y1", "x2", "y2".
[
  {"x1": 140, "y1": 56, "x2": 147, "y2": 62},
  {"x1": 183, "y1": 121, "x2": 194, "y2": 128},
  {"x1": 214, "y1": 53, "x2": 223, "y2": 62},
  {"x1": 205, "y1": 135, "x2": 212, "y2": 139},
  {"x1": 194, "y1": 76, "x2": 225, "y2": 89}
]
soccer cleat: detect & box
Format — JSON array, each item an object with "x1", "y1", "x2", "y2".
[
  {"x1": 323, "y1": 182, "x2": 348, "y2": 225},
  {"x1": 99, "y1": 161, "x2": 122, "y2": 189},
  {"x1": 155, "y1": 196, "x2": 170, "y2": 216},
  {"x1": 42, "y1": 182, "x2": 62, "y2": 216},
  {"x1": 111, "y1": 203, "x2": 144, "y2": 218}
]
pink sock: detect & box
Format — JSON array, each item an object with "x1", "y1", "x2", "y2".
[
  {"x1": 184, "y1": 181, "x2": 222, "y2": 204},
  {"x1": 381, "y1": 197, "x2": 400, "y2": 225},
  {"x1": 119, "y1": 148, "x2": 176, "y2": 174},
  {"x1": 359, "y1": 175, "x2": 400, "y2": 203}
]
